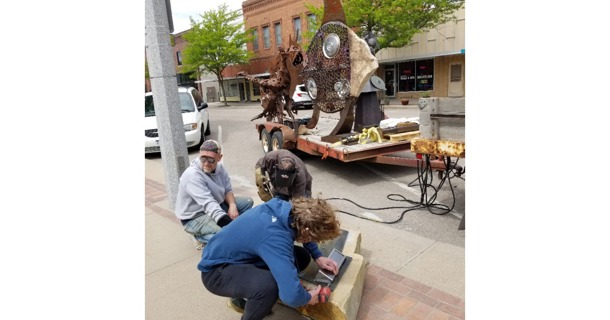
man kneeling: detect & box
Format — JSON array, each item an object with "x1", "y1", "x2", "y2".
[{"x1": 198, "y1": 196, "x2": 341, "y2": 320}]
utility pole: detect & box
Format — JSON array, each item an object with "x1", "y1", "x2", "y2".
[{"x1": 145, "y1": 0, "x2": 188, "y2": 209}]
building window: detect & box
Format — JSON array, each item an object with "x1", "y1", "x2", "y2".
[
  {"x1": 252, "y1": 76, "x2": 269, "y2": 97},
  {"x1": 398, "y1": 59, "x2": 434, "y2": 92},
  {"x1": 293, "y1": 17, "x2": 302, "y2": 42},
  {"x1": 274, "y1": 22, "x2": 282, "y2": 47},
  {"x1": 176, "y1": 51, "x2": 182, "y2": 66},
  {"x1": 307, "y1": 13, "x2": 317, "y2": 33},
  {"x1": 262, "y1": 25, "x2": 271, "y2": 49},
  {"x1": 228, "y1": 83, "x2": 239, "y2": 96},
  {"x1": 450, "y1": 64, "x2": 462, "y2": 82},
  {"x1": 252, "y1": 29, "x2": 259, "y2": 51},
  {"x1": 176, "y1": 72, "x2": 195, "y2": 86}
]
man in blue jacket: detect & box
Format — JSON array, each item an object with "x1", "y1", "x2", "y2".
[{"x1": 199, "y1": 196, "x2": 342, "y2": 320}]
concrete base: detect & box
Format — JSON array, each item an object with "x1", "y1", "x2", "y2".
[{"x1": 297, "y1": 230, "x2": 366, "y2": 320}]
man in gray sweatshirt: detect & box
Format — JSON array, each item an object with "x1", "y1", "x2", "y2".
[{"x1": 175, "y1": 140, "x2": 254, "y2": 247}]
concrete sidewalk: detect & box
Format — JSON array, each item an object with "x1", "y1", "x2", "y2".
[{"x1": 145, "y1": 152, "x2": 464, "y2": 319}]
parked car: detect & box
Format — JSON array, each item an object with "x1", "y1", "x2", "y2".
[
  {"x1": 145, "y1": 86, "x2": 211, "y2": 154},
  {"x1": 291, "y1": 84, "x2": 313, "y2": 109}
]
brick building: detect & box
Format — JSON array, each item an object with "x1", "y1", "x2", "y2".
[
  {"x1": 148, "y1": 1, "x2": 465, "y2": 104},
  {"x1": 219, "y1": 0, "x2": 465, "y2": 103},
  {"x1": 145, "y1": 30, "x2": 219, "y2": 102},
  {"x1": 217, "y1": 0, "x2": 324, "y2": 102}
]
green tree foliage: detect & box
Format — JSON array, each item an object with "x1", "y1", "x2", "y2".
[
  {"x1": 182, "y1": 4, "x2": 252, "y2": 105},
  {"x1": 305, "y1": 0, "x2": 464, "y2": 50},
  {"x1": 302, "y1": 10, "x2": 323, "y2": 51}
]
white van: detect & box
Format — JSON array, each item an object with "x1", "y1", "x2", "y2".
[{"x1": 145, "y1": 87, "x2": 211, "y2": 154}]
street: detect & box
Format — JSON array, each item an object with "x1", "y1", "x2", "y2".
[{"x1": 146, "y1": 101, "x2": 465, "y2": 248}]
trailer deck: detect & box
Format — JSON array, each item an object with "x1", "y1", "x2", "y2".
[{"x1": 255, "y1": 116, "x2": 447, "y2": 170}]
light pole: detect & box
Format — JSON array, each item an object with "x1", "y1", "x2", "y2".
[{"x1": 145, "y1": 0, "x2": 189, "y2": 208}]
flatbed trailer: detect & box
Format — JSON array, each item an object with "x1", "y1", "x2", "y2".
[{"x1": 254, "y1": 116, "x2": 448, "y2": 170}]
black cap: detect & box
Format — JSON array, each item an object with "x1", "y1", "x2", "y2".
[{"x1": 274, "y1": 158, "x2": 297, "y2": 188}]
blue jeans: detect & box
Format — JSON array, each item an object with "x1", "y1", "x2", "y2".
[
  {"x1": 220, "y1": 196, "x2": 254, "y2": 215},
  {"x1": 193, "y1": 196, "x2": 254, "y2": 243}
]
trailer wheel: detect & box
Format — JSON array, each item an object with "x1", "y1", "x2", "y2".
[
  {"x1": 271, "y1": 131, "x2": 283, "y2": 151},
  {"x1": 260, "y1": 128, "x2": 271, "y2": 153}
]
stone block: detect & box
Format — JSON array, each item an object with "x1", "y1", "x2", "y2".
[
  {"x1": 298, "y1": 254, "x2": 367, "y2": 320},
  {"x1": 418, "y1": 97, "x2": 465, "y2": 142}
]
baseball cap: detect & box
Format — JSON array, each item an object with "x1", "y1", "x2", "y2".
[
  {"x1": 274, "y1": 157, "x2": 297, "y2": 188},
  {"x1": 200, "y1": 140, "x2": 221, "y2": 154}
]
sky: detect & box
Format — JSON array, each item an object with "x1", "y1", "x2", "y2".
[{"x1": 170, "y1": 0, "x2": 245, "y2": 34}]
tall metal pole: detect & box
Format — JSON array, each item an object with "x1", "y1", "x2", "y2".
[{"x1": 145, "y1": 0, "x2": 189, "y2": 209}]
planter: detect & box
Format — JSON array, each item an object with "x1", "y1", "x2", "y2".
[{"x1": 400, "y1": 99, "x2": 409, "y2": 105}]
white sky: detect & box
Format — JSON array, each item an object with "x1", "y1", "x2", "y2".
[{"x1": 170, "y1": 0, "x2": 245, "y2": 33}]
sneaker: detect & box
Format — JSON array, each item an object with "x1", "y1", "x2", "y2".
[
  {"x1": 189, "y1": 234, "x2": 205, "y2": 250},
  {"x1": 227, "y1": 298, "x2": 246, "y2": 314}
]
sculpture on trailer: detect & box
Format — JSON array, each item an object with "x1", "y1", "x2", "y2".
[
  {"x1": 238, "y1": 36, "x2": 305, "y2": 123},
  {"x1": 302, "y1": 0, "x2": 379, "y2": 136}
]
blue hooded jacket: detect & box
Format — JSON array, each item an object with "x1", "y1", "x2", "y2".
[{"x1": 198, "y1": 198, "x2": 312, "y2": 307}]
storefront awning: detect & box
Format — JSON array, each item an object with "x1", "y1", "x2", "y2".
[{"x1": 376, "y1": 49, "x2": 464, "y2": 64}]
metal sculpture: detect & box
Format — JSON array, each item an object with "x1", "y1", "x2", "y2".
[
  {"x1": 302, "y1": 0, "x2": 379, "y2": 135},
  {"x1": 238, "y1": 36, "x2": 305, "y2": 123}
]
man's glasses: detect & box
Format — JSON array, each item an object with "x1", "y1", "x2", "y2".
[{"x1": 200, "y1": 156, "x2": 216, "y2": 164}]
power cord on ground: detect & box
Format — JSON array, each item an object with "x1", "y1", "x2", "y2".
[{"x1": 325, "y1": 155, "x2": 464, "y2": 224}]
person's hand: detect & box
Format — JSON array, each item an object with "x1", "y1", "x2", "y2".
[
  {"x1": 307, "y1": 285, "x2": 322, "y2": 305},
  {"x1": 315, "y1": 256, "x2": 338, "y2": 275},
  {"x1": 227, "y1": 204, "x2": 239, "y2": 220}
]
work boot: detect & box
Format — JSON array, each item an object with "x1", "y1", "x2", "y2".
[
  {"x1": 227, "y1": 298, "x2": 246, "y2": 314},
  {"x1": 227, "y1": 298, "x2": 273, "y2": 316}
]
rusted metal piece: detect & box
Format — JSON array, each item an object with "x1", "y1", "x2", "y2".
[
  {"x1": 306, "y1": 104, "x2": 321, "y2": 129},
  {"x1": 410, "y1": 138, "x2": 466, "y2": 158},
  {"x1": 321, "y1": 0, "x2": 346, "y2": 24},
  {"x1": 330, "y1": 103, "x2": 355, "y2": 135},
  {"x1": 304, "y1": 22, "x2": 353, "y2": 114},
  {"x1": 242, "y1": 36, "x2": 304, "y2": 124}
]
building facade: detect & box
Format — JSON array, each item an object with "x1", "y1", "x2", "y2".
[
  {"x1": 145, "y1": 31, "x2": 220, "y2": 102},
  {"x1": 224, "y1": 0, "x2": 465, "y2": 102},
  {"x1": 375, "y1": 7, "x2": 465, "y2": 101},
  {"x1": 164, "y1": 1, "x2": 465, "y2": 103},
  {"x1": 217, "y1": 0, "x2": 324, "y2": 102}
]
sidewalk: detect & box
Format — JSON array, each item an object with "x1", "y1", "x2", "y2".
[{"x1": 145, "y1": 153, "x2": 464, "y2": 319}]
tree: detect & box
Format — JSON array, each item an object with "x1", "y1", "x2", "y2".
[
  {"x1": 181, "y1": 4, "x2": 252, "y2": 105},
  {"x1": 305, "y1": 0, "x2": 464, "y2": 50},
  {"x1": 302, "y1": 11, "x2": 321, "y2": 51}
]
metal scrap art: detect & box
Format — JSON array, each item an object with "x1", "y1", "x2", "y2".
[
  {"x1": 238, "y1": 36, "x2": 304, "y2": 123},
  {"x1": 245, "y1": 0, "x2": 378, "y2": 138}
]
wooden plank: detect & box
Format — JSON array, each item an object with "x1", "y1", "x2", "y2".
[
  {"x1": 378, "y1": 123, "x2": 419, "y2": 137},
  {"x1": 388, "y1": 131, "x2": 420, "y2": 143}
]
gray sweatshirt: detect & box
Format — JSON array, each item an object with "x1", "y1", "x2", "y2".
[{"x1": 174, "y1": 158, "x2": 233, "y2": 223}]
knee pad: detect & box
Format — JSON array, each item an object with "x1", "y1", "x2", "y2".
[{"x1": 255, "y1": 168, "x2": 273, "y2": 202}]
